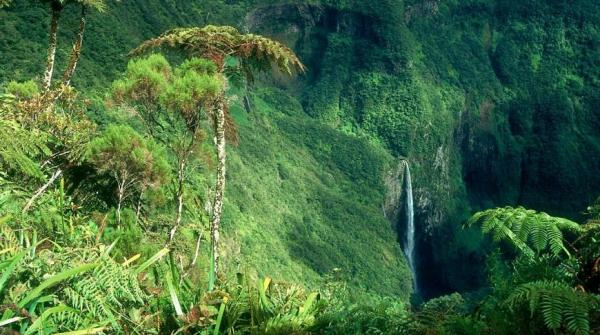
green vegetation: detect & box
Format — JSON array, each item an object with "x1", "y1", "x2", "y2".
[
  {"x1": 132, "y1": 24, "x2": 305, "y2": 278},
  {"x1": 86, "y1": 124, "x2": 170, "y2": 226},
  {"x1": 1, "y1": 0, "x2": 599, "y2": 334}
]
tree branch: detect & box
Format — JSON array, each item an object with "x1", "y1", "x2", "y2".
[{"x1": 23, "y1": 168, "x2": 62, "y2": 213}]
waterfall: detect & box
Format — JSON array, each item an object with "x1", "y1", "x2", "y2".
[{"x1": 403, "y1": 161, "x2": 418, "y2": 294}]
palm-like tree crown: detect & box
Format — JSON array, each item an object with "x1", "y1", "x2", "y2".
[
  {"x1": 77, "y1": 0, "x2": 106, "y2": 12},
  {"x1": 132, "y1": 25, "x2": 305, "y2": 77},
  {"x1": 50, "y1": 0, "x2": 106, "y2": 11}
]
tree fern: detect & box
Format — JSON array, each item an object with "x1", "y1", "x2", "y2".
[
  {"x1": 466, "y1": 206, "x2": 582, "y2": 257},
  {"x1": 132, "y1": 25, "x2": 305, "y2": 76},
  {"x1": 133, "y1": 25, "x2": 304, "y2": 277},
  {"x1": 506, "y1": 280, "x2": 595, "y2": 335}
]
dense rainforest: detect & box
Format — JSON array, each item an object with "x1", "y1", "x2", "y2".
[{"x1": 0, "y1": 0, "x2": 599, "y2": 334}]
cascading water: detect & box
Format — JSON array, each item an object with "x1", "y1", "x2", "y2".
[{"x1": 403, "y1": 161, "x2": 418, "y2": 294}]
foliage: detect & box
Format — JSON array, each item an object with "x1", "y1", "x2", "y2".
[
  {"x1": 162, "y1": 273, "x2": 322, "y2": 334},
  {"x1": 464, "y1": 206, "x2": 600, "y2": 335},
  {"x1": 85, "y1": 124, "x2": 170, "y2": 218},
  {"x1": 466, "y1": 206, "x2": 582, "y2": 257},
  {"x1": 585, "y1": 197, "x2": 600, "y2": 225},
  {"x1": 4, "y1": 80, "x2": 40, "y2": 99},
  {"x1": 506, "y1": 280, "x2": 595, "y2": 335},
  {"x1": 0, "y1": 218, "x2": 159, "y2": 334},
  {"x1": 159, "y1": 57, "x2": 222, "y2": 129},
  {"x1": 111, "y1": 54, "x2": 222, "y2": 136},
  {"x1": 132, "y1": 25, "x2": 305, "y2": 78},
  {"x1": 0, "y1": 118, "x2": 50, "y2": 179},
  {"x1": 86, "y1": 125, "x2": 169, "y2": 188},
  {"x1": 1, "y1": 1, "x2": 600, "y2": 334},
  {"x1": 111, "y1": 53, "x2": 173, "y2": 111}
]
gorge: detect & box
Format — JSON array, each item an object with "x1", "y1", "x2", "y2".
[{"x1": 0, "y1": 0, "x2": 599, "y2": 333}]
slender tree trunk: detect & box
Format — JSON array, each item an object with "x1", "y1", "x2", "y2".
[
  {"x1": 117, "y1": 183, "x2": 125, "y2": 227},
  {"x1": 22, "y1": 168, "x2": 62, "y2": 213},
  {"x1": 168, "y1": 159, "x2": 186, "y2": 245},
  {"x1": 62, "y1": 5, "x2": 86, "y2": 87},
  {"x1": 210, "y1": 100, "x2": 226, "y2": 276},
  {"x1": 43, "y1": 6, "x2": 61, "y2": 92},
  {"x1": 135, "y1": 189, "x2": 144, "y2": 224},
  {"x1": 191, "y1": 231, "x2": 202, "y2": 266}
]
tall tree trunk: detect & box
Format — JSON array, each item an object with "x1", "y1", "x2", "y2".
[
  {"x1": 62, "y1": 5, "x2": 86, "y2": 87},
  {"x1": 168, "y1": 159, "x2": 186, "y2": 245},
  {"x1": 210, "y1": 100, "x2": 226, "y2": 276},
  {"x1": 43, "y1": 6, "x2": 61, "y2": 92}
]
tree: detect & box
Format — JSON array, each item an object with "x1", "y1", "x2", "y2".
[
  {"x1": 160, "y1": 58, "x2": 222, "y2": 244},
  {"x1": 35, "y1": 0, "x2": 107, "y2": 91},
  {"x1": 112, "y1": 54, "x2": 222, "y2": 244},
  {"x1": 62, "y1": 0, "x2": 105, "y2": 86},
  {"x1": 1, "y1": 81, "x2": 96, "y2": 213},
  {"x1": 0, "y1": 82, "x2": 50, "y2": 180},
  {"x1": 111, "y1": 54, "x2": 173, "y2": 134},
  {"x1": 86, "y1": 125, "x2": 170, "y2": 226},
  {"x1": 133, "y1": 25, "x2": 305, "y2": 276}
]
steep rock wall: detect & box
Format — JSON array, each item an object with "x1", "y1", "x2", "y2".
[{"x1": 245, "y1": 0, "x2": 600, "y2": 298}]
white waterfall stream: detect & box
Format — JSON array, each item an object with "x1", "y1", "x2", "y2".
[{"x1": 403, "y1": 161, "x2": 418, "y2": 294}]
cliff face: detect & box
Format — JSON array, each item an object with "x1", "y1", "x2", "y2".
[
  {"x1": 1, "y1": 0, "x2": 599, "y2": 299},
  {"x1": 245, "y1": 0, "x2": 600, "y2": 297}
]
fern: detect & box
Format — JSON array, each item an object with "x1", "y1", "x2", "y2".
[
  {"x1": 0, "y1": 216, "x2": 20, "y2": 261},
  {"x1": 466, "y1": 206, "x2": 582, "y2": 257},
  {"x1": 0, "y1": 119, "x2": 50, "y2": 179},
  {"x1": 0, "y1": 221, "x2": 151, "y2": 334},
  {"x1": 0, "y1": 93, "x2": 16, "y2": 110},
  {"x1": 132, "y1": 25, "x2": 305, "y2": 77},
  {"x1": 0, "y1": 174, "x2": 28, "y2": 213},
  {"x1": 65, "y1": 252, "x2": 148, "y2": 325},
  {"x1": 506, "y1": 280, "x2": 595, "y2": 335}
]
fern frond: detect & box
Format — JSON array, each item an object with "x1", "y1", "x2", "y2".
[
  {"x1": 0, "y1": 119, "x2": 50, "y2": 179},
  {"x1": 466, "y1": 206, "x2": 582, "y2": 257},
  {"x1": 506, "y1": 280, "x2": 594, "y2": 335},
  {"x1": 0, "y1": 222, "x2": 150, "y2": 333},
  {"x1": 540, "y1": 288, "x2": 563, "y2": 329},
  {"x1": 564, "y1": 294, "x2": 591, "y2": 335}
]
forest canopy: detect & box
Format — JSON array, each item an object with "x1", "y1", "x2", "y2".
[{"x1": 0, "y1": 0, "x2": 598, "y2": 334}]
